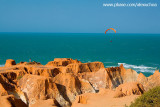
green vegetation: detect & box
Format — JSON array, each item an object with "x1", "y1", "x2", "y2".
[
  {"x1": 130, "y1": 86, "x2": 160, "y2": 107},
  {"x1": 17, "y1": 75, "x2": 23, "y2": 80}
]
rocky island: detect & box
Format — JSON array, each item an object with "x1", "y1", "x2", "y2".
[{"x1": 0, "y1": 58, "x2": 159, "y2": 107}]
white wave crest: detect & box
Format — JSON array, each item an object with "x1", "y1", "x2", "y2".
[
  {"x1": 0, "y1": 64, "x2": 5, "y2": 67},
  {"x1": 118, "y1": 63, "x2": 157, "y2": 73}
]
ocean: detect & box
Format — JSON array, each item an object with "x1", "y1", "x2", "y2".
[{"x1": 0, "y1": 33, "x2": 160, "y2": 77}]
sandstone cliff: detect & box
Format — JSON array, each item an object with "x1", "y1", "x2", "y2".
[{"x1": 0, "y1": 58, "x2": 159, "y2": 107}]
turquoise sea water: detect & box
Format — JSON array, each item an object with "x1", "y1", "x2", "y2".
[{"x1": 0, "y1": 33, "x2": 160, "y2": 77}]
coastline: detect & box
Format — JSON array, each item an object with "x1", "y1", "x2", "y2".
[
  {"x1": 0, "y1": 58, "x2": 159, "y2": 107},
  {"x1": 0, "y1": 33, "x2": 159, "y2": 77}
]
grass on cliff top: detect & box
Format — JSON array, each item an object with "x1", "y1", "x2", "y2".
[
  {"x1": 17, "y1": 75, "x2": 23, "y2": 80},
  {"x1": 130, "y1": 86, "x2": 160, "y2": 107}
]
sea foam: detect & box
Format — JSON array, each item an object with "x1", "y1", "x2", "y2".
[
  {"x1": 0, "y1": 64, "x2": 5, "y2": 67},
  {"x1": 118, "y1": 63, "x2": 156, "y2": 73}
]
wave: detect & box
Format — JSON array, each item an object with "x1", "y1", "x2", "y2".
[
  {"x1": 0, "y1": 64, "x2": 5, "y2": 67},
  {"x1": 118, "y1": 63, "x2": 157, "y2": 73}
]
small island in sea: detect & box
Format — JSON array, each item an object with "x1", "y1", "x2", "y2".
[{"x1": 0, "y1": 58, "x2": 159, "y2": 107}]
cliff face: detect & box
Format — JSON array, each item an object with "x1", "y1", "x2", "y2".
[
  {"x1": 5, "y1": 59, "x2": 16, "y2": 67},
  {"x1": 0, "y1": 58, "x2": 159, "y2": 107},
  {"x1": 137, "y1": 70, "x2": 160, "y2": 91},
  {"x1": 105, "y1": 64, "x2": 138, "y2": 89},
  {"x1": 46, "y1": 58, "x2": 81, "y2": 67},
  {"x1": 72, "y1": 82, "x2": 144, "y2": 107}
]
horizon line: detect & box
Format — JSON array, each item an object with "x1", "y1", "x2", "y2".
[{"x1": 0, "y1": 32, "x2": 160, "y2": 35}]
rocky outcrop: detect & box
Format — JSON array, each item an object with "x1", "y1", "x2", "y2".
[
  {"x1": 78, "y1": 68, "x2": 107, "y2": 91},
  {"x1": 46, "y1": 58, "x2": 81, "y2": 67},
  {"x1": 137, "y1": 70, "x2": 160, "y2": 91},
  {"x1": 18, "y1": 74, "x2": 58, "y2": 105},
  {"x1": 0, "y1": 70, "x2": 27, "y2": 81},
  {"x1": 0, "y1": 58, "x2": 160, "y2": 107},
  {"x1": 18, "y1": 74, "x2": 95, "y2": 106},
  {"x1": 137, "y1": 73, "x2": 148, "y2": 86},
  {"x1": 66, "y1": 62, "x2": 105, "y2": 74},
  {"x1": 17, "y1": 61, "x2": 28, "y2": 65},
  {"x1": 30, "y1": 99, "x2": 59, "y2": 107},
  {"x1": 0, "y1": 74, "x2": 16, "y2": 92},
  {"x1": 72, "y1": 88, "x2": 139, "y2": 107},
  {"x1": 0, "y1": 95, "x2": 27, "y2": 107},
  {"x1": 17, "y1": 74, "x2": 71, "y2": 106},
  {"x1": 114, "y1": 82, "x2": 144, "y2": 98},
  {"x1": 5, "y1": 59, "x2": 16, "y2": 67},
  {"x1": 51, "y1": 73, "x2": 95, "y2": 106},
  {"x1": 73, "y1": 94, "x2": 90, "y2": 105},
  {"x1": 78, "y1": 78, "x2": 95, "y2": 94},
  {"x1": 16, "y1": 61, "x2": 42, "y2": 66},
  {"x1": 0, "y1": 65, "x2": 61, "y2": 80},
  {"x1": 25, "y1": 61, "x2": 41, "y2": 65},
  {"x1": 106, "y1": 64, "x2": 138, "y2": 89},
  {"x1": 0, "y1": 83, "x2": 8, "y2": 96},
  {"x1": 30, "y1": 67, "x2": 60, "y2": 77},
  {"x1": 0, "y1": 73, "x2": 28, "y2": 105}
]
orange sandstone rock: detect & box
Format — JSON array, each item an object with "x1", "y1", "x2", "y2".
[
  {"x1": 18, "y1": 74, "x2": 90, "y2": 107},
  {"x1": 113, "y1": 90, "x2": 125, "y2": 98},
  {"x1": 65, "y1": 63, "x2": 90, "y2": 74},
  {"x1": 5, "y1": 59, "x2": 16, "y2": 67},
  {"x1": 137, "y1": 73, "x2": 148, "y2": 86},
  {"x1": 0, "y1": 74, "x2": 16, "y2": 92},
  {"x1": 114, "y1": 82, "x2": 144, "y2": 98},
  {"x1": 51, "y1": 73, "x2": 95, "y2": 105},
  {"x1": 18, "y1": 74, "x2": 55, "y2": 105},
  {"x1": 2, "y1": 58, "x2": 160, "y2": 107},
  {"x1": 72, "y1": 88, "x2": 139, "y2": 107},
  {"x1": 138, "y1": 70, "x2": 160, "y2": 91},
  {"x1": 0, "y1": 70, "x2": 27, "y2": 81},
  {"x1": 65, "y1": 62, "x2": 105, "y2": 74},
  {"x1": 30, "y1": 99, "x2": 59, "y2": 107},
  {"x1": 0, "y1": 83, "x2": 8, "y2": 96},
  {"x1": 106, "y1": 64, "x2": 138, "y2": 89},
  {"x1": 78, "y1": 68, "x2": 107, "y2": 91},
  {"x1": 46, "y1": 58, "x2": 81, "y2": 67},
  {"x1": 77, "y1": 78, "x2": 95, "y2": 94},
  {"x1": 31, "y1": 67, "x2": 60, "y2": 77},
  {"x1": 0, "y1": 95, "x2": 27, "y2": 107}
]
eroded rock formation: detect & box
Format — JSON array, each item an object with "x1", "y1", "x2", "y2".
[
  {"x1": 137, "y1": 70, "x2": 160, "y2": 91},
  {"x1": 114, "y1": 82, "x2": 144, "y2": 98},
  {"x1": 5, "y1": 59, "x2": 16, "y2": 67},
  {"x1": 0, "y1": 58, "x2": 159, "y2": 107}
]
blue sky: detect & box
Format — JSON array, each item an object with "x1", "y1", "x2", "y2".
[{"x1": 0, "y1": 0, "x2": 160, "y2": 33}]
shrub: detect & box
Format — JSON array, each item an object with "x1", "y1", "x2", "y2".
[
  {"x1": 130, "y1": 86, "x2": 160, "y2": 107},
  {"x1": 17, "y1": 76, "x2": 23, "y2": 80}
]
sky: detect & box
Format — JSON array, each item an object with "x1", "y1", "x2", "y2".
[{"x1": 0, "y1": 0, "x2": 160, "y2": 33}]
